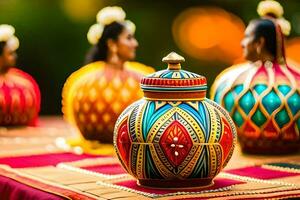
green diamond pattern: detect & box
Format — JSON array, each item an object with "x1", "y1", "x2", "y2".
[
  {"x1": 251, "y1": 108, "x2": 267, "y2": 127},
  {"x1": 239, "y1": 91, "x2": 255, "y2": 114},
  {"x1": 224, "y1": 91, "x2": 235, "y2": 113},
  {"x1": 253, "y1": 84, "x2": 267, "y2": 95},
  {"x1": 287, "y1": 92, "x2": 300, "y2": 115},
  {"x1": 233, "y1": 110, "x2": 244, "y2": 127},
  {"x1": 262, "y1": 90, "x2": 281, "y2": 114},
  {"x1": 234, "y1": 84, "x2": 244, "y2": 95},
  {"x1": 274, "y1": 108, "x2": 290, "y2": 128},
  {"x1": 278, "y1": 85, "x2": 291, "y2": 96}
]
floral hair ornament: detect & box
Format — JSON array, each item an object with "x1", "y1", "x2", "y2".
[
  {"x1": 87, "y1": 24, "x2": 104, "y2": 45},
  {"x1": 257, "y1": 0, "x2": 291, "y2": 36},
  {"x1": 124, "y1": 20, "x2": 136, "y2": 34},
  {"x1": 87, "y1": 6, "x2": 136, "y2": 45},
  {"x1": 0, "y1": 24, "x2": 19, "y2": 51}
]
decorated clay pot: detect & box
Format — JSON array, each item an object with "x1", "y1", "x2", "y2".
[
  {"x1": 210, "y1": 61, "x2": 300, "y2": 154},
  {"x1": 114, "y1": 52, "x2": 236, "y2": 188},
  {"x1": 62, "y1": 61, "x2": 154, "y2": 143},
  {"x1": 0, "y1": 68, "x2": 40, "y2": 125}
]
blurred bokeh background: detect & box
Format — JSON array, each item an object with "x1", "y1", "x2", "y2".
[{"x1": 0, "y1": 0, "x2": 299, "y2": 115}]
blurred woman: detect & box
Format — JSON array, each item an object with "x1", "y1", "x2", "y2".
[
  {"x1": 210, "y1": 0, "x2": 300, "y2": 154},
  {"x1": 0, "y1": 24, "x2": 40, "y2": 126},
  {"x1": 62, "y1": 7, "x2": 153, "y2": 153}
]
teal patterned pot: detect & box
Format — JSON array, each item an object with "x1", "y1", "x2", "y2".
[{"x1": 211, "y1": 60, "x2": 300, "y2": 154}]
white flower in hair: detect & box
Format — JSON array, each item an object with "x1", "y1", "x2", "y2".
[
  {"x1": 6, "y1": 36, "x2": 19, "y2": 51},
  {"x1": 0, "y1": 24, "x2": 15, "y2": 42},
  {"x1": 87, "y1": 7, "x2": 136, "y2": 45},
  {"x1": 277, "y1": 18, "x2": 291, "y2": 36},
  {"x1": 96, "y1": 6, "x2": 126, "y2": 25},
  {"x1": 257, "y1": 0, "x2": 284, "y2": 18},
  {"x1": 87, "y1": 23, "x2": 104, "y2": 45},
  {"x1": 124, "y1": 20, "x2": 136, "y2": 34}
]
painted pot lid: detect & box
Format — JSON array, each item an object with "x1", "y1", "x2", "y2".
[{"x1": 141, "y1": 52, "x2": 207, "y2": 100}]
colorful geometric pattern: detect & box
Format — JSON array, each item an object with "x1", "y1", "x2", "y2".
[
  {"x1": 114, "y1": 98, "x2": 236, "y2": 187},
  {"x1": 0, "y1": 68, "x2": 40, "y2": 125},
  {"x1": 62, "y1": 61, "x2": 154, "y2": 143},
  {"x1": 211, "y1": 61, "x2": 300, "y2": 154}
]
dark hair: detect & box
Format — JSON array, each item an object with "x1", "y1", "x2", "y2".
[
  {"x1": 85, "y1": 22, "x2": 125, "y2": 64},
  {"x1": 250, "y1": 18, "x2": 277, "y2": 58},
  {"x1": 0, "y1": 41, "x2": 6, "y2": 55}
]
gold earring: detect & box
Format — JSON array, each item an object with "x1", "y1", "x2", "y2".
[
  {"x1": 256, "y1": 47, "x2": 261, "y2": 55},
  {"x1": 109, "y1": 47, "x2": 119, "y2": 64},
  {"x1": 111, "y1": 46, "x2": 117, "y2": 54},
  {"x1": 111, "y1": 53, "x2": 118, "y2": 64}
]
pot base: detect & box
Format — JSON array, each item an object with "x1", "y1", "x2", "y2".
[{"x1": 137, "y1": 178, "x2": 213, "y2": 189}]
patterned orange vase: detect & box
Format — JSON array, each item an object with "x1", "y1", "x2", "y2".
[
  {"x1": 62, "y1": 61, "x2": 154, "y2": 143},
  {"x1": 210, "y1": 60, "x2": 300, "y2": 154},
  {"x1": 0, "y1": 68, "x2": 40, "y2": 125},
  {"x1": 114, "y1": 52, "x2": 236, "y2": 188}
]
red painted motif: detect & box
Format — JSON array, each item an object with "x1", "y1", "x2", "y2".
[
  {"x1": 283, "y1": 123, "x2": 298, "y2": 141},
  {"x1": 159, "y1": 120, "x2": 193, "y2": 167},
  {"x1": 116, "y1": 119, "x2": 131, "y2": 167},
  {"x1": 243, "y1": 121, "x2": 259, "y2": 139},
  {"x1": 219, "y1": 117, "x2": 233, "y2": 161},
  {"x1": 263, "y1": 121, "x2": 279, "y2": 139}
]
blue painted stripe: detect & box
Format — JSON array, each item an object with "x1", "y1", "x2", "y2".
[
  {"x1": 144, "y1": 103, "x2": 172, "y2": 136},
  {"x1": 178, "y1": 103, "x2": 207, "y2": 141}
]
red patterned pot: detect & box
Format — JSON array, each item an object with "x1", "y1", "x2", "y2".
[{"x1": 0, "y1": 68, "x2": 40, "y2": 125}]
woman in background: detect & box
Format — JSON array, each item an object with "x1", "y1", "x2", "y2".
[
  {"x1": 0, "y1": 24, "x2": 40, "y2": 126},
  {"x1": 62, "y1": 6, "x2": 153, "y2": 154},
  {"x1": 210, "y1": 0, "x2": 300, "y2": 154}
]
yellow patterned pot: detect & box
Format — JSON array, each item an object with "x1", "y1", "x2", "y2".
[
  {"x1": 62, "y1": 61, "x2": 154, "y2": 143},
  {"x1": 114, "y1": 52, "x2": 237, "y2": 188}
]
